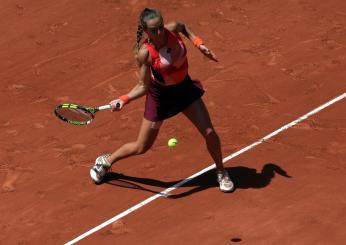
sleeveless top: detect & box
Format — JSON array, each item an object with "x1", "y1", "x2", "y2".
[{"x1": 144, "y1": 29, "x2": 189, "y2": 86}]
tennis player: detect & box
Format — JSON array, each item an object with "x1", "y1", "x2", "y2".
[{"x1": 90, "y1": 8, "x2": 234, "y2": 192}]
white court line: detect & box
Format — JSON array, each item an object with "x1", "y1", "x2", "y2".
[{"x1": 65, "y1": 92, "x2": 346, "y2": 245}]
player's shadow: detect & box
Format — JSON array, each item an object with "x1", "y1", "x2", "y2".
[{"x1": 104, "y1": 163, "x2": 291, "y2": 199}]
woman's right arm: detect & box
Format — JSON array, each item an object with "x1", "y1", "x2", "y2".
[{"x1": 110, "y1": 47, "x2": 151, "y2": 110}]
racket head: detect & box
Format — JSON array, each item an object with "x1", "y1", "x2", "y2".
[{"x1": 54, "y1": 104, "x2": 96, "y2": 125}]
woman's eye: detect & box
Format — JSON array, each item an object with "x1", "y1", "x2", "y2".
[{"x1": 149, "y1": 26, "x2": 163, "y2": 34}]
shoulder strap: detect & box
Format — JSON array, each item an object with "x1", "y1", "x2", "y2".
[
  {"x1": 165, "y1": 28, "x2": 183, "y2": 42},
  {"x1": 144, "y1": 42, "x2": 159, "y2": 67}
]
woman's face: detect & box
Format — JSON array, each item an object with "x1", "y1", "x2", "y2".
[{"x1": 145, "y1": 17, "x2": 165, "y2": 42}]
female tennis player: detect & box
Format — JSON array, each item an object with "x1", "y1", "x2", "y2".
[{"x1": 90, "y1": 8, "x2": 234, "y2": 192}]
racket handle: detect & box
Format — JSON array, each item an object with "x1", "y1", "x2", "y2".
[{"x1": 98, "y1": 104, "x2": 112, "y2": 111}]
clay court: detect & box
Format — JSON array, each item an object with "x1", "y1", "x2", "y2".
[{"x1": 1, "y1": 0, "x2": 346, "y2": 244}]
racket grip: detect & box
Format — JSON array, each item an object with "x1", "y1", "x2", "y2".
[{"x1": 98, "y1": 104, "x2": 112, "y2": 111}]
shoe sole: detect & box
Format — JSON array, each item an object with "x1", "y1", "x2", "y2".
[
  {"x1": 220, "y1": 185, "x2": 235, "y2": 193},
  {"x1": 90, "y1": 169, "x2": 102, "y2": 184}
]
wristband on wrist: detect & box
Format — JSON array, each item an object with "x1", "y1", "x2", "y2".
[
  {"x1": 192, "y1": 36, "x2": 203, "y2": 48},
  {"x1": 119, "y1": 95, "x2": 130, "y2": 104}
]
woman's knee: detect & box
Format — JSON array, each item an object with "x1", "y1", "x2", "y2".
[
  {"x1": 205, "y1": 128, "x2": 220, "y2": 141},
  {"x1": 135, "y1": 142, "x2": 152, "y2": 155}
]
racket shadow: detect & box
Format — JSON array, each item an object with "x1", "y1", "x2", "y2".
[{"x1": 103, "y1": 163, "x2": 291, "y2": 199}]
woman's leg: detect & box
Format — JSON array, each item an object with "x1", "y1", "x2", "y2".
[
  {"x1": 107, "y1": 118, "x2": 163, "y2": 165},
  {"x1": 182, "y1": 98, "x2": 225, "y2": 171},
  {"x1": 90, "y1": 118, "x2": 162, "y2": 183},
  {"x1": 182, "y1": 98, "x2": 234, "y2": 192}
]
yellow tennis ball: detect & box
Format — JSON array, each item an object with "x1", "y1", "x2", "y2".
[{"x1": 168, "y1": 138, "x2": 178, "y2": 148}]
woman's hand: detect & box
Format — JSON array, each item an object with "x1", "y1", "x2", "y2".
[
  {"x1": 109, "y1": 99, "x2": 125, "y2": 112},
  {"x1": 199, "y1": 44, "x2": 218, "y2": 62}
]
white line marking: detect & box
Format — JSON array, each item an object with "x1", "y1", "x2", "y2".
[{"x1": 65, "y1": 92, "x2": 346, "y2": 245}]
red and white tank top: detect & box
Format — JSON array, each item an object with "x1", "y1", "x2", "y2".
[{"x1": 144, "y1": 29, "x2": 188, "y2": 86}]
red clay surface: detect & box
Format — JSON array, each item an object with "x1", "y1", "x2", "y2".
[{"x1": 1, "y1": 0, "x2": 346, "y2": 244}]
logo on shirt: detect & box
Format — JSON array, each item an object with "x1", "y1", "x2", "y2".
[{"x1": 158, "y1": 43, "x2": 186, "y2": 68}]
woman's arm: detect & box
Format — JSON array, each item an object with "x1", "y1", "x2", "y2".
[
  {"x1": 127, "y1": 47, "x2": 151, "y2": 100},
  {"x1": 166, "y1": 21, "x2": 218, "y2": 62},
  {"x1": 109, "y1": 47, "x2": 151, "y2": 110},
  {"x1": 165, "y1": 21, "x2": 196, "y2": 40}
]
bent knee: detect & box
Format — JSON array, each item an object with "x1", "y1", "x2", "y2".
[
  {"x1": 204, "y1": 128, "x2": 221, "y2": 142},
  {"x1": 135, "y1": 143, "x2": 152, "y2": 155},
  {"x1": 205, "y1": 127, "x2": 218, "y2": 138}
]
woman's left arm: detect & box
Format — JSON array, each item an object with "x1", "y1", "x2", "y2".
[{"x1": 166, "y1": 21, "x2": 218, "y2": 62}]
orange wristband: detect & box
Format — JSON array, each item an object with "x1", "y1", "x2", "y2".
[
  {"x1": 119, "y1": 95, "x2": 130, "y2": 104},
  {"x1": 192, "y1": 36, "x2": 203, "y2": 47}
]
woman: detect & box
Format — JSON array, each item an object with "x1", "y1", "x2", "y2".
[{"x1": 90, "y1": 8, "x2": 234, "y2": 192}]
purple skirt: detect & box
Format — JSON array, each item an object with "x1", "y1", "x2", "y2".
[{"x1": 144, "y1": 75, "x2": 205, "y2": 122}]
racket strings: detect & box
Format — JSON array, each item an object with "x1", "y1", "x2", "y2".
[{"x1": 56, "y1": 107, "x2": 93, "y2": 122}]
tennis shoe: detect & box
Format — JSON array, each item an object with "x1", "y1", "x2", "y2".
[
  {"x1": 90, "y1": 154, "x2": 111, "y2": 184},
  {"x1": 217, "y1": 170, "x2": 235, "y2": 192}
]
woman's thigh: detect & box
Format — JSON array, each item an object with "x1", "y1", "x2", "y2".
[
  {"x1": 136, "y1": 118, "x2": 163, "y2": 149},
  {"x1": 182, "y1": 98, "x2": 213, "y2": 136}
]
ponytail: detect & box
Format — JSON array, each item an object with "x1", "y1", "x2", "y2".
[{"x1": 133, "y1": 24, "x2": 144, "y2": 54}]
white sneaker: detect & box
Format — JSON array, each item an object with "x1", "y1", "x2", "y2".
[
  {"x1": 217, "y1": 170, "x2": 235, "y2": 192},
  {"x1": 90, "y1": 154, "x2": 111, "y2": 184}
]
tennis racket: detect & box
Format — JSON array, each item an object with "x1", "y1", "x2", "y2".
[{"x1": 54, "y1": 103, "x2": 119, "y2": 125}]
